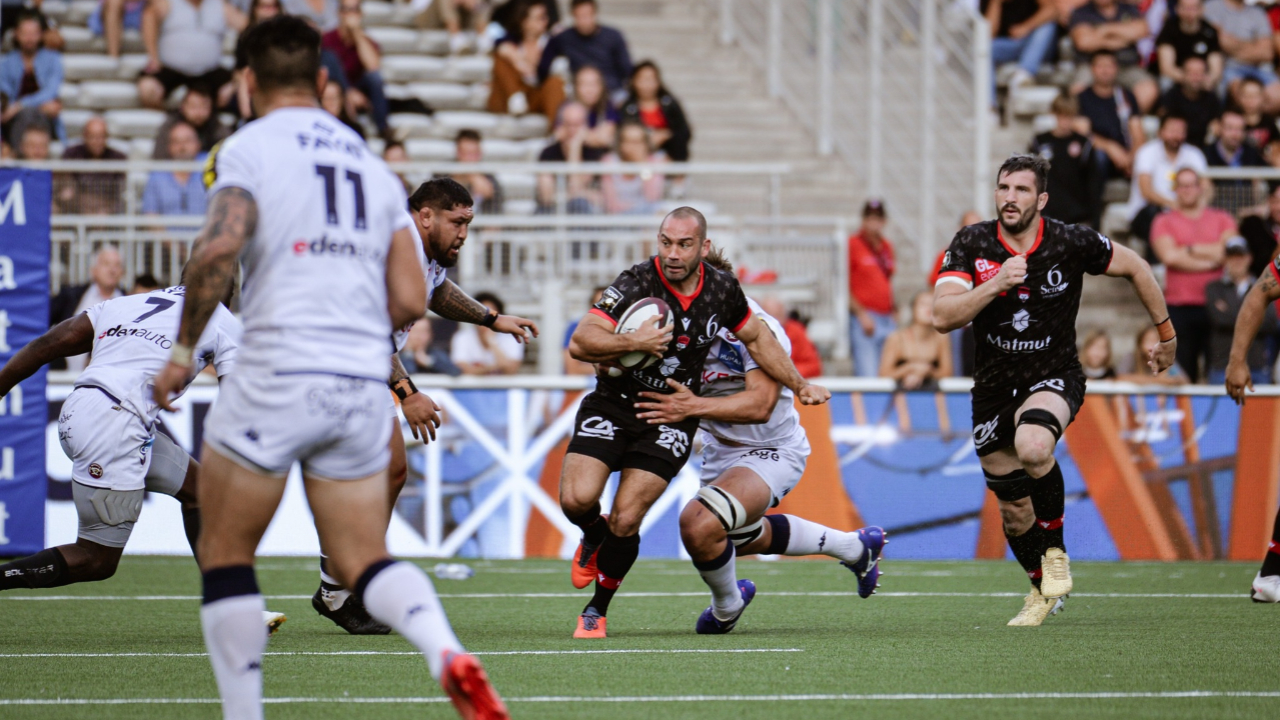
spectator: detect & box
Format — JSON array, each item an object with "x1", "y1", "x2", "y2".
[
  {"x1": 15, "y1": 122, "x2": 51, "y2": 160},
  {"x1": 49, "y1": 246, "x2": 125, "y2": 371},
  {"x1": 1204, "y1": 109, "x2": 1266, "y2": 206},
  {"x1": 452, "y1": 292, "x2": 524, "y2": 374},
  {"x1": 1203, "y1": 0, "x2": 1279, "y2": 108},
  {"x1": 1233, "y1": 76, "x2": 1278, "y2": 152},
  {"x1": 130, "y1": 273, "x2": 162, "y2": 294},
  {"x1": 930, "y1": 210, "x2": 985, "y2": 284},
  {"x1": 537, "y1": 101, "x2": 604, "y2": 213},
  {"x1": 565, "y1": 287, "x2": 606, "y2": 375},
  {"x1": 92, "y1": 0, "x2": 146, "y2": 58},
  {"x1": 1157, "y1": 56, "x2": 1222, "y2": 148},
  {"x1": 320, "y1": 78, "x2": 364, "y2": 137},
  {"x1": 449, "y1": 129, "x2": 503, "y2": 214},
  {"x1": 230, "y1": 0, "x2": 281, "y2": 123},
  {"x1": 602, "y1": 122, "x2": 665, "y2": 215},
  {"x1": 1069, "y1": 0, "x2": 1159, "y2": 112},
  {"x1": 154, "y1": 84, "x2": 228, "y2": 156},
  {"x1": 282, "y1": 0, "x2": 337, "y2": 32},
  {"x1": 491, "y1": 0, "x2": 558, "y2": 33},
  {"x1": 1079, "y1": 328, "x2": 1118, "y2": 379},
  {"x1": 1076, "y1": 50, "x2": 1145, "y2": 176},
  {"x1": 383, "y1": 140, "x2": 413, "y2": 195},
  {"x1": 137, "y1": 0, "x2": 244, "y2": 111},
  {"x1": 1121, "y1": 325, "x2": 1189, "y2": 383},
  {"x1": 487, "y1": 0, "x2": 566, "y2": 124},
  {"x1": 984, "y1": 0, "x2": 1058, "y2": 99},
  {"x1": 401, "y1": 320, "x2": 462, "y2": 376},
  {"x1": 1030, "y1": 93, "x2": 1099, "y2": 226},
  {"x1": 1150, "y1": 167, "x2": 1235, "y2": 380},
  {"x1": 538, "y1": 0, "x2": 632, "y2": 100},
  {"x1": 1238, "y1": 182, "x2": 1280, "y2": 276},
  {"x1": 1155, "y1": 0, "x2": 1223, "y2": 88},
  {"x1": 58, "y1": 116, "x2": 126, "y2": 215},
  {"x1": 141, "y1": 121, "x2": 208, "y2": 216},
  {"x1": 760, "y1": 296, "x2": 823, "y2": 379},
  {"x1": 1206, "y1": 236, "x2": 1276, "y2": 382},
  {"x1": 879, "y1": 291, "x2": 952, "y2": 390},
  {"x1": 1126, "y1": 114, "x2": 1209, "y2": 244},
  {"x1": 572, "y1": 65, "x2": 619, "y2": 151},
  {"x1": 322, "y1": 0, "x2": 390, "y2": 137},
  {"x1": 621, "y1": 60, "x2": 692, "y2": 162},
  {"x1": 415, "y1": 0, "x2": 492, "y2": 55},
  {"x1": 848, "y1": 199, "x2": 897, "y2": 378},
  {"x1": 1, "y1": 11, "x2": 64, "y2": 144}
]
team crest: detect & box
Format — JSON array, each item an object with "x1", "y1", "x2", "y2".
[
  {"x1": 88, "y1": 463, "x2": 104, "y2": 479},
  {"x1": 676, "y1": 335, "x2": 690, "y2": 350},
  {"x1": 595, "y1": 287, "x2": 623, "y2": 312},
  {"x1": 1017, "y1": 286, "x2": 1030, "y2": 302}
]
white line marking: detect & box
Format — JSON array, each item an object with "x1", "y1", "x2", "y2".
[
  {"x1": 0, "y1": 691, "x2": 1277, "y2": 706},
  {"x1": 0, "y1": 591, "x2": 1250, "y2": 601},
  {"x1": 0, "y1": 648, "x2": 803, "y2": 659}
]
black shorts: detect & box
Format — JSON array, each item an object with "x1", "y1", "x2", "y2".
[
  {"x1": 970, "y1": 370, "x2": 1086, "y2": 458},
  {"x1": 140, "y1": 66, "x2": 233, "y2": 98},
  {"x1": 565, "y1": 391, "x2": 699, "y2": 482}
]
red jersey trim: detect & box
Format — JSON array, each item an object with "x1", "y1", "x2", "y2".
[
  {"x1": 589, "y1": 308, "x2": 618, "y2": 326},
  {"x1": 732, "y1": 309, "x2": 754, "y2": 334},
  {"x1": 654, "y1": 257, "x2": 705, "y2": 311},
  {"x1": 937, "y1": 270, "x2": 973, "y2": 282},
  {"x1": 996, "y1": 217, "x2": 1043, "y2": 257}
]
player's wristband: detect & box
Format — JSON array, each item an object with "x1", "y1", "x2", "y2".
[
  {"x1": 480, "y1": 310, "x2": 499, "y2": 328},
  {"x1": 169, "y1": 343, "x2": 194, "y2": 368},
  {"x1": 1155, "y1": 317, "x2": 1176, "y2": 342},
  {"x1": 1159, "y1": 335, "x2": 1177, "y2": 344},
  {"x1": 390, "y1": 377, "x2": 418, "y2": 401}
]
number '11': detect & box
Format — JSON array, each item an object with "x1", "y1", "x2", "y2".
[{"x1": 315, "y1": 164, "x2": 367, "y2": 229}]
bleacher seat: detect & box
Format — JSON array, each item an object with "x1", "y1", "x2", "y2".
[
  {"x1": 78, "y1": 81, "x2": 141, "y2": 109},
  {"x1": 63, "y1": 54, "x2": 122, "y2": 82},
  {"x1": 388, "y1": 112, "x2": 435, "y2": 138},
  {"x1": 62, "y1": 26, "x2": 144, "y2": 53},
  {"x1": 104, "y1": 109, "x2": 166, "y2": 139},
  {"x1": 1007, "y1": 85, "x2": 1059, "y2": 118},
  {"x1": 382, "y1": 56, "x2": 447, "y2": 83},
  {"x1": 405, "y1": 138, "x2": 457, "y2": 160},
  {"x1": 481, "y1": 139, "x2": 529, "y2": 162},
  {"x1": 403, "y1": 82, "x2": 472, "y2": 110},
  {"x1": 1032, "y1": 113, "x2": 1055, "y2": 135},
  {"x1": 60, "y1": 109, "x2": 95, "y2": 138},
  {"x1": 128, "y1": 137, "x2": 155, "y2": 159},
  {"x1": 365, "y1": 27, "x2": 421, "y2": 54},
  {"x1": 443, "y1": 56, "x2": 493, "y2": 84}
]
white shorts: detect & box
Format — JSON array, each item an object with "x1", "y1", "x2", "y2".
[
  {"x1": 59, "y1": 387, "x2": 154, "y2": 492},
  {"x1": 698, "y1": 434, "x2": 810, "y2": 507},
  {"x1": 205, "y1": 370, "x2": 391, "y2": 480}
]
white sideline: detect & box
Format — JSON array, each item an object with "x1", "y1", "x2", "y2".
[
  {"x1": 1, "y1": 691, "x2": 1278, "y2": 706},
  {"x1": 0, "y1": 648, "x2": 804, "y2": 659},
  {"x1": 0, "y1": 591, "x2": 1251, "y2": 601}
]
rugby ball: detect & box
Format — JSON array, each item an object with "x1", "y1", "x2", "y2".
[{"x1": 615, "y1": 297, "x2": 673, "y2": 370}]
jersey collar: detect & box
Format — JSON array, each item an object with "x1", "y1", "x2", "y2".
[
  {"x1": 996, "y1": 217, "x2": 1043, "y2": 257},
  {"x1": 653, "y1": 256, "x2": 705, "y2": 311}
]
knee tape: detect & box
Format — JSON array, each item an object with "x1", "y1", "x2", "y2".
[
  {"x1": 88, "y1": 487, "x2": 144, "y2": 526},
  {"x1": 1017, "y1": 408, "x2": 1063, "y2": 441},
  {"x1": 696, "y1": 485, "x2": 765, "y2": 547}
]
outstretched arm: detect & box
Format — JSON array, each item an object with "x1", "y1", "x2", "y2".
[
  {"x1": 1105, "y1": 242, "x2": 1176, "y2": 374},
  {"x1": 1226, "y1": 269, "x2": 1280, "y2": 404},
  {"x1": 735, "y1": 315, "x2": 829, "y2": 405},
  {"x1": 429, "y1": 279, "x2": 539, "y2": 342},
  {"x1": 634, "y1": 371, "x2": 780, "y2": 425},
  {"x1": 0, "y1": 314, "x2": 95, "y2": 396}
]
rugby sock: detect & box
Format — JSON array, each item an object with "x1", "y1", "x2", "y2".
[
  {"x1": 584, "y1": 529, "x2": 641, "y2": 617},
  {"x1": 358, "y1": 560, "x2": 463, "y2": 680},
  {"x1": 693, "y1": 540, "x2": 743, "y2": 620},
  {"x1": 1006, "y1": 524, "x2": 1047, "y2": 589},
  {"x1": 567, "y1": 502, "x2": 608, "y2": 549},
  {"x1": 181, "y1": 506, "x2": 202, "y2": 563},
  {"x1": 200, "y1": 565, "x2": 267, "y2": 720},
  {"x1": 764, "y1": 515, "x2": 865, "y2": 563},
  {"x1": 0, "y1": 548, "x2": 70, "y2": 590},
  {"x1": 1261, "y1": 507, "x2": 1280, "y2": 578},
  {"x1": 1029, "y1": 461, "x2": 1067, "y2": 552},
  {"x1": 318, "y1": 554, "x2": 352, "y2": 610}
]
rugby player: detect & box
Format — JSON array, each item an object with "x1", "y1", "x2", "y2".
[
  {"x1": 313, "y1": 178, "x2": 538, "y2": 634},
  {"x1": 561, "y1": 208, "x2": 830, "y2": 639},
  {"x1": 151, "y1": 18, "x2": 506, "y2": 718},
  {"x1": 634, "y1": 267, "x2": 885, "y2": 634},
  {"x1": 934, "y1": 154, "x2": 1175, "y2": 626},
  {"x1": 1223, "y1": 257, "x2": 1280, "y2": 603}
]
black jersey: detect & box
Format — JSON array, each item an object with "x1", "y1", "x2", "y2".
[
  {"x1": 591, "y1": 257, "x2": 753, "y2": 400},
  {"x1": 937, "y1": 217, "x2": 1114, "y2": 388}
]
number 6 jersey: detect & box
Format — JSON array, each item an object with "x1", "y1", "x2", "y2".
[{"x1": 935, "y1": 217, "x2": 1114, "y2": 388}]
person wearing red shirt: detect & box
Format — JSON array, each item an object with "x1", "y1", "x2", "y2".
[
  {"x1": 848, "y1": 199, "x2": 897, "y2": 376},
  {"x1": 760, "y1": 297, "x2": 823, "y2": 378}
]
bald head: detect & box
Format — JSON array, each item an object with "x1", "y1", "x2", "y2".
[
  {"x1": 959, "y1": 210, "x2": 983, "y2": 228},
  {"x1": 91, "y1": 246, "x2": 124, "y2": 292},
  {"x1": 759, "y1": 296, "x2": 786, "y2": 321},
  {"x1": 84, "y1": 117, "x2": 109, "y2": 158},
  {"x1": 661, "y1": 206, "x2": 707, "y2": 242}
]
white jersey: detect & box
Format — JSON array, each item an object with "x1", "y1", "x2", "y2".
[
  {"x1": 208, "y1": 106, "x2": 413, "y2": 378},
  {"x1": 699, "y1": 298, "x2": 805, "y2": 448},
  {"x1": 392, "y1": 229, "x2": 449, "y2": 352},
  {"x1": 74, "y1": 286, "x2": 240, "y2": 424}
]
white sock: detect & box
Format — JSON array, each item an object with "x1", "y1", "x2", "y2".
[
  {"x1": 201, "y1": 594, "x2": 268, "y2": 720},
  {"x1": 361, "y1": 561, "x2": 464, "y2": 679},
  {"x1": 782, "y1": 515, "x2": 864, "y2": 564},
  {"x1": 694, "y1": 543, "x2": 743, "y2": 621}
]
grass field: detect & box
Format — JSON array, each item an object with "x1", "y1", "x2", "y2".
[{"x1": 1, "y1": 556, "x2": 1277, "y2": 719}]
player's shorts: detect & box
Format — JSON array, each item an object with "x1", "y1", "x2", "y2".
[
  {"x1": 205, "y1": 370, "x2": 391, "y2": 480},
  {"x1": 59, "y1": 386, "x2": 187, "y2": 494},
  {"x1": 970, "y1": 370, "x2": 1086, "y2": 457},
  {"x1": 566, "y1": 391, "x2": 699, "y2": 482},
  {"x1": 699, "y1": 434, "x2": 809, "y2": 507}
]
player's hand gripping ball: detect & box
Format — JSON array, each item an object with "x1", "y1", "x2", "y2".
[{"x1": 612, "y1": 297, "x2": 675, "y2": 375}]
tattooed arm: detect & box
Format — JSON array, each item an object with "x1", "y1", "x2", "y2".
[
  {"x1": 152, "y1": 188, "x2": 257, "y2": 411},
  {"x1": 390, "y1": 351, "x2": 442, "y2": 441},
  {"x1": 1226, "y1": 269, "x2": 1280, "y2": 405},
  {"x1": 430, "y1": 279, "x2": 539, "y2": 343}
]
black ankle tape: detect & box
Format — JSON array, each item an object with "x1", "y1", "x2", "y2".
[
  {"x1": 763, "y1": 515, "x2": 791, "y2": 555},
  {"x1": 692, "y1": 541, "x2": 734, "y2": 571},
  {"x1": 353, "y1": 558, "x2": 397, "y2": 600},
  {"x1": 202, "y1": 565, "x2": 259, "y2": 604}
]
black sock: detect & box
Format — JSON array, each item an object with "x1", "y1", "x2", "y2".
[
  {"x1": 1006, "y1": 524, "x2": 1046, "y2": 590},
  {"x1": 181, "y1": 506, "x2": 202, "y2": 563},
  {"x1": 761, "y1": 515, "x2": 791, "y2": 555},
  {"x1": 584, "y1": 529, "x2": 640, "y2": 617},
  {"x1": 1029, "y1": 461, "x2": 1066, "y2": 552},
  {"x1": 0, "y1": 548, "x2": 70, "y2": 591},
  {"x1": 1262, "y1": 507, "x2": 1280, "y2": 578},
  {"x1": 568, "y1": 503, "x2": 608, "y2": 548}
]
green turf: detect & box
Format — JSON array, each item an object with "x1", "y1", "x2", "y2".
[{"x1": 0, "y1": 557, "x2": 1277, "y2": 719}]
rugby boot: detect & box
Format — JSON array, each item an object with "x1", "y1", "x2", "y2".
[
  {"x1": 1251, "y1": 573, "x2": 1280, "y2": 603},
  {"x1": 695, "y1": 579, "x2": 756, "y2": 635},
  {"x1": 1040, "y1": 548, "x2": 1073, "y2": 598},
  {"x1": 1007, "y1": 586, "x2": 1065, "y2": 626},
  {"x1": 841, "y1": 526, "x2": 887, "y2": 598},
  {"x1": 573, "y1": 609, "x2": 608, "y2": 639},
  {"x1": 571, "y1": 513, "x2": 608, "y2": 589},
  {"x1": 440, "y1": 650, "x2": 510, "y2": 720},
  {"x1": 263, "y1": 611, "x2": 287, "y2": 636},
  {"x1": 311, "y1": 586, "x2": 392, "y2": 635}
]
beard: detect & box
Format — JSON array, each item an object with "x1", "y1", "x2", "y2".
[
  {"x1": 426, "y1": 230, "x2": 460, "y2": 268},
  {"x1": 998, "y1": 205, "x2": 1038, "y2": 236},
  {"x1": 661, "y1": 257, "x2": 698, "y2": 283}
]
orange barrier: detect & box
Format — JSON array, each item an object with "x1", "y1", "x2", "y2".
[
  {"x1": 771, "y1": 400, "x2": 863, "y2": 538},
  {"x1": 975, "y1": 492, "x2": 1007, "y2": 560},
  {"x1": 1228, "y1": 398, "x2": 1280, "y2": 561}
]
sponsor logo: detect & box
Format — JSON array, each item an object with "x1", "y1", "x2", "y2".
[
  {"x1": 578, "y1": 416, "x2": 615, "y2": 440},
  {"x1": 973, "y1": 417, "x2": 999, "y2": 448},
  {"x1": 659, "y1": 357, "x2": 681, "y2": 377},
  {"x1": 717, "y1": 342, "x2": 745, "y2": 374},
  {"x1": 96, "y1": 325, "x2": 173, "y2": 349},
  {"x1": 1040, "y1": 265, "x2": 1068, "y2": 298},
  {"x1": 1097, "y1": 232, "x2": 1112, "y2": 251},
  {"x1": 676, "y1": 334, "x2": 690, "y2": 350},
  {"x1": 745, "y1": 448, "x2": 781, "y2": 462},
  {"x1": 596, "y1": 287, "x2": 623, "y2": 312},
  {"x1": 655, "y1": 425, "x2": 689, "y2": 457},
  {"x1": 1029, "y1": 378, "x2": 1066, "y2": 393},
  {"x1": 291, "y1": 235, "x2": 384, "y2": 262},
  {"x1": 974, "y1": 258, "x2": 1002, "y2": 284},
  {"x1": 1006, "y1": 309, "x2": 1033, "y2": 333},
  {"x1": 244, "y1": 429, "x2": 260, "y2": 442},
  {"x1": 1017, "y1": 286, "x2": 1030, "y2": 302},
  {"x1": 696, "y1": 314, "x2": 721, "y2": 346},
  {"x1": 986, "y1": 333, "x2": 1052, "y2": 353},
  {"x1": 88, "y1": 462, "x2": 104, "y2": 479},
  {"x1": 942, "y1": 251, "x2": 952, "y2": 267},
  {"x1": 681, "y1": 317, "x2": 691, "y2": 330}
]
